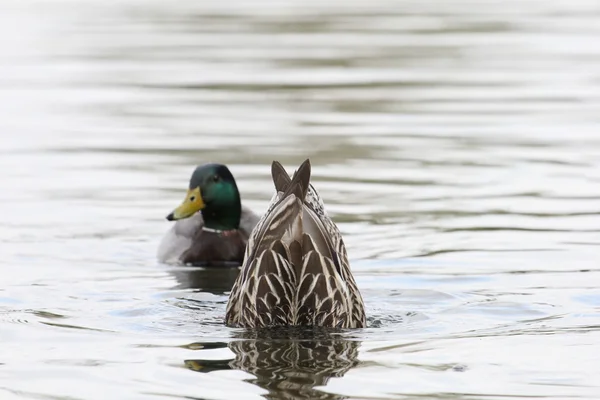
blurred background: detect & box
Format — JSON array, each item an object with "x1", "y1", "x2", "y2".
[{"x1": 1, "y1": 0, "x2": 599, "y2": 399}]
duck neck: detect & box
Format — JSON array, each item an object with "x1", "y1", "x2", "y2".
[{"x1": 201, "y1": 199, "x2": 241, "y2": 232}]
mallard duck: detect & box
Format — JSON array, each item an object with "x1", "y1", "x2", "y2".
[
  {"x1": 157, "y1": 163, "x2": 260, "y2": 266},
  {"x1": 225, "y1": 159, "x2": 366, "y2": 328}
]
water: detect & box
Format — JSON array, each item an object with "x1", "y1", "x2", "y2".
[{"x1": 1, "y1": 0, "x2": 600, "y2": 399}]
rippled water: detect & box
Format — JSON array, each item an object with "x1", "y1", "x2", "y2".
[{"x1": 2, "y1": 0, "x2": 600, "y2": 399}]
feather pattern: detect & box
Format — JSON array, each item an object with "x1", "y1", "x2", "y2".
[{"x1": 225, "y1": 159, "x2": 366, "y2": 328}]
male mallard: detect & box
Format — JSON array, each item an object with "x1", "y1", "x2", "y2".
[
  {"x1": 157, "y1": 163, "x2": 260, "y2": 266},
  {"x1": 225, "y1": 159, "x2": 366, "y2": 328}
]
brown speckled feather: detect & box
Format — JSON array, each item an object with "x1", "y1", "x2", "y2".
[{"x1": 225, "y1": 159, "x2": 366, "y2": 328}]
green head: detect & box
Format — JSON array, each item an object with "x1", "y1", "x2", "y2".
[{"x1": 166, "y1": 163, "x2": 242, "y2": 230}]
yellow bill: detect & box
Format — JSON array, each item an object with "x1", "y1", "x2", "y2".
[{"x1": 166, "y1": 187, "x2": 205, "y2": 221}]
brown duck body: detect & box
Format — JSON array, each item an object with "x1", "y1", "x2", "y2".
[
  {"x1": 225, "y1": 159, "x2": 366, "y2": 328},
  {"x1": 158, "y1": 204, "x2": 260, "y2": 266},
  {"x1": 181, "y1": 229, "x2": 248, "y2": 266}
]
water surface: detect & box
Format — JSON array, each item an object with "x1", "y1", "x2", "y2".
[{"x1": 1, "y1": 0, "x2": 600, "y2": 399}]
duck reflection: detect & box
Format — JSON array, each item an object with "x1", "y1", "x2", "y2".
[
  {"x1": 185, "y1": 328, "x2": 361, "y2": 400},
  {"x1": 169, "y1": 265, "x2": 240, "y2": 294}
]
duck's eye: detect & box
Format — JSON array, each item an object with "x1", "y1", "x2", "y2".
[
  {"x1": 212, "y1": 175, "x2": 220, "y2": 182},
  {"x1": 190, "y1": 196, "x2": 196, "y2": 202}
]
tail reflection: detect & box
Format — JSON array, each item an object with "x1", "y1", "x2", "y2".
[{"x1": 185, "y1": 328, "x2": 361, "y2": 400}]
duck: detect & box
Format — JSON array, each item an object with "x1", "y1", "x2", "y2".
[
  {"x1": 157, "y1": 163, "x2": 260, "y2": 267},
  {"x1": 225, "y1": 159, "x2": 366, "y2": 328}
]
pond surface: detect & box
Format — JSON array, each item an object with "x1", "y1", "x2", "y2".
[{"x1": 1, "y1": 0, "x2": 600, "y2": 399}]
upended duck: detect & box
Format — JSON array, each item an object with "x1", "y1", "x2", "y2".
[
  {"x1": 157, "y1": 163, "x2": 260, "y2": 266},
  {"x1": 225, "y1": 159, "x2": 366, "y2": 328}
]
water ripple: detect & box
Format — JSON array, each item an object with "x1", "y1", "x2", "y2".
[{"x1": 2, "y1": 0, "x2": 600, "y2": 399}]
